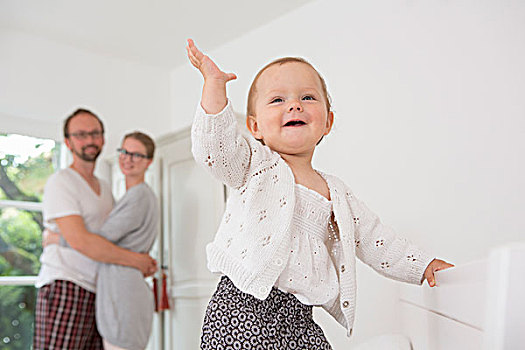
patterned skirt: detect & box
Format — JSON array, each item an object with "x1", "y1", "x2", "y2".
[{"x1": 200, "y1": 276, "x2": 333, "y2": 350}]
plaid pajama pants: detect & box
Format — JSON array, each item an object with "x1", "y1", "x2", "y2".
[{"x1": 34, "y1": 280, "x2": 103, "y2": 350}]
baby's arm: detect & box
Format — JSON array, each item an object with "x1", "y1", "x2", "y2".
[
  {"x1": 188, "y1": 40, "x2": 258, "y2": 189},
  {"x1": 353, "y1": 197, "x2": 453, "y2": 286},
  {"x1": 186, "y1": 39, "x2": 237, "y2": 114}
]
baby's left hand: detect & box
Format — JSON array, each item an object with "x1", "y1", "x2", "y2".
[{"x1": 423, "y1": 259, "x2": 454, "y2": 287}]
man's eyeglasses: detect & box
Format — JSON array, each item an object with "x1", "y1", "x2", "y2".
[
  {"x1": 117, "y1": 148, "x2": 150, "y2": 161},
  {"x1": 67, "y1": 130, "x2": 104, "y2": 140}
]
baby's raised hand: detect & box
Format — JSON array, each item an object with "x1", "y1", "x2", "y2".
[
  {"x1": 186, "y1": 39, "x2": 236, "y2": 114},
  {"x1": 186, "y1": 39, "x2": 237, "y2": 84},
  {"x1": 423, "y1": 258, "x2": 454, "y2": 287}
]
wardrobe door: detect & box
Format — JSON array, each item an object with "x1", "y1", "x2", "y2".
[{"x1": 158, "y1": 129, "x2": 224, "y2": 349}]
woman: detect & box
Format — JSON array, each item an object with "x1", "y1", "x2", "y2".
[{"x1": 45, "y1": 131, "x2": 159, "y2": 350}]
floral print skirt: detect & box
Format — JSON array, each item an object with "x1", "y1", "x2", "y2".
[{"x1": 200, "y1": 276, "x2": 333, "y2": 350}]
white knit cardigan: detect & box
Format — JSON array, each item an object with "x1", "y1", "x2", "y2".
[{"x1": 191, "y1": 101, "x2": 434, "y2": 335}]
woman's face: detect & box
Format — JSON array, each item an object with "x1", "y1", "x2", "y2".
[{"x1": 118, "y1": 137, "x2": 151, "y2": 178}]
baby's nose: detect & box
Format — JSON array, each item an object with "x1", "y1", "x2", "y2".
[{"x1": 288, "y1": 101, "x2": 302, "y2": 112}]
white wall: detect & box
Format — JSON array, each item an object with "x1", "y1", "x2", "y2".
[
  {"x1": 0, "y1": 29, "x2": 171, "y2": 158},
  {"x1": 170, "y1": 0, "x2": 525, "y2": 347}
]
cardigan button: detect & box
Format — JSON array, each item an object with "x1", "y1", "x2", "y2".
[
  {"x1": 259, "y1": 286, "x2": 268, "y2": 294},
  {"x1": 274, "y1": 258, "x2": 283, "y2": 266},
  {"x1": 342, "y1": 301, "x2": 349, "y2": 308}
]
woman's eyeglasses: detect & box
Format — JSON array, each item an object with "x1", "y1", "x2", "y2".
[{"x1": 117, "y1": 148, "x2": 150, "y2": 161}]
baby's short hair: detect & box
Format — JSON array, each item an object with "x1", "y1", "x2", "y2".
[{"x1": 246, "y1": 57, "x2": 332, "y2": 118}]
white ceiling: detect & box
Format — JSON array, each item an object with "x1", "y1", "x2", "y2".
[{"x1": 0, "y1": 0, "x2": 312, "y2": 69}]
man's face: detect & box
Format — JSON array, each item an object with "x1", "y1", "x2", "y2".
[{"x1": 65, "y1": 113, "x2": 104, "y2": 162}]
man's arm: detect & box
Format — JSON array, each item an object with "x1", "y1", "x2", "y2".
[{"x1": 55, "y1": 215, "x2": 156, "y2": 276}]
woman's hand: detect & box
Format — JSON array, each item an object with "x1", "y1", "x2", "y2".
[
  {"x1": 134, "y1": 253, "x2": 158, "y2": 277},
  {"x1": 423, "y1": 258, "x2": 454, "y2": 287},
  {"x1": 186, "y1": 39, "x2": 236, "y2": 114},
  {"x1": 42, "y1": 229, "x2": 61, "y2": 247}
]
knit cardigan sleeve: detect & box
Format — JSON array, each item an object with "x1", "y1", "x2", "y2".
[
  {"x1": 352, "y1": 195, "x2": 435, "y2": 285},
  {"x1": 191, "y1": 101, "x2": 254, "y2": 189},
  {"x1": 191, "y1": 101, "x2": 296, "y2": 300}
]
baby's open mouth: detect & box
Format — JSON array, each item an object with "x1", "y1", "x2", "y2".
[{"x1": 284, "y1": 120, "x2": 306, "y2": 127}]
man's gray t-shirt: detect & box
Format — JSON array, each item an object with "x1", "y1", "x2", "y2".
[{"x1": 95, "y1": 182, "x2": 159, "y2": 350}]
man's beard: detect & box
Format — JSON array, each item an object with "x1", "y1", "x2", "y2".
[{"x1": 72, "y1": 144, "x2": 101, "y2": 162}]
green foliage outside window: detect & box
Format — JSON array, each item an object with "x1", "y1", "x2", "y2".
[
  {"x1": 0, "y1": 286, "x2": 36, "y2": 349},
  {"x1": 0, "y1": 134, "x2": 59, "y2": 349}
]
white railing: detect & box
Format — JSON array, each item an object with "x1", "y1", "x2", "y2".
[
  {"x1": 0, "y1": 199, "x2": 43, "y2": 211},
  {"x1": 0, "y1": 276, "x2": 37, "y2": 286},
  {"x1": 399, "y1": 243, "x2": 525, "y2": 350}
]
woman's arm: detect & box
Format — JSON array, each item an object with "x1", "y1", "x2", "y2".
[
  {"x1": 97, "y1": 187, "x2": 147, "y2": 244},
  {"x1": 42, "y1": 229, "x2": 60, "y2": 247}
]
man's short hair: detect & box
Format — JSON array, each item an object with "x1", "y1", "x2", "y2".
[{"x1": 63, "y1": 108, "x2": 105, "y2": 138}]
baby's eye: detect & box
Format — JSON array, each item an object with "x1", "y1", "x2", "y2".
[
  {"x1": 302, "y1": 95, "x2": 315, "y2": 101},
  {"x1": 270, "y1": 97, "x2": 284, "y2": 103}
]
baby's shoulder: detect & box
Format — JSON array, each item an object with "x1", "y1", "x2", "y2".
[
  {"x1": 317, "y1": 171, "x2": 359, "y2": 201},
  {"x1": 318, "y1": 171, "x2": 350, "y2": 189}
]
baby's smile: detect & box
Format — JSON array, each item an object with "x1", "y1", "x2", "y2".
[{"x1": 283, "y1": 119, "x2": 307, "y2": 127}]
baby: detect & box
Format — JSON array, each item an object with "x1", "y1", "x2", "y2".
[{"x1": 188, "y1": 39, "x2": 453, "y2": 349}]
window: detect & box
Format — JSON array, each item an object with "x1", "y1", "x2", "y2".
[{"x1": 0, "y1": 133, "x2": 61, "y2": 349}]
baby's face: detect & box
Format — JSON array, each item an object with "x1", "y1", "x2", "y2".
[{"x1": 247, "y1": 62, "x2": 333, "y2": 157}]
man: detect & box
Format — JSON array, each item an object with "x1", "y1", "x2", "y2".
[{"x1": 34, "y1": 108, "x2": 157, "y2": 349}]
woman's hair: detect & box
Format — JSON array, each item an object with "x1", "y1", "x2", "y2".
[
  {"x1": 123, "y1": 131, "x2": 155, "y2": 159},
  {"x1": 246, "y1": 57, "x2": 332, "y2": 118}
]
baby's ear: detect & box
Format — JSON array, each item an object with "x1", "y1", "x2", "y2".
[
  {"x1": 324, "y1": 111, "x2": 334, "y2": 135},
  {"x1": 246, "y1": 115, "x2": 263, "y2": 139}
]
